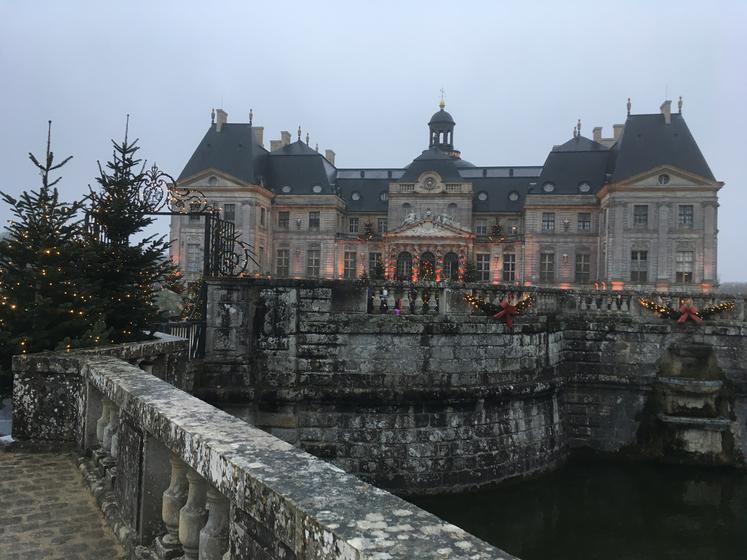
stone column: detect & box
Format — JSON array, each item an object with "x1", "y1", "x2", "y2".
[
  {"x1": 199, "y1": 486, "x2": 230, "y2": 560},
  {"x1": 155, "y1": 454, "x2": 189, "y2": 560},
  {"x1": 179, "y1": 468, "x2": 209, "y2": 560},
  {"x1": 107, "y1": 408, "x2": 120, "y2": 458}
]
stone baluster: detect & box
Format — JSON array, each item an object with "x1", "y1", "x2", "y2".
[
  {"x1": 96, "y1": 400, "x2": 112, "y2": 447},
  {"x1": 579, "y1": 294, "x2": 587, "y2": 312},
  {"x1": 415, "y1": 289, "x2": 423, "y2": 311},
  {"x1": 109, "y1": 408, "x2": 121, "y2": 459},
  {"x1": 589, "y1": 296, "x2": 598, "y2": 311},
  {"x1": 387, "y1": 290, "x2": 396, "y2": 311},
  {"x1": 179, "y1": 468, "x2": 209, "y2": 560},
  {"x1": 620, "y1": 295, "x2": 629, "y2": 313},
  {"x1": 199, "y1": 487, "x2": 230, "y2": 560},
  {"x1": 155, "y1": 454, "x2": 189, "y2": 559},
  {"x1": 102, "y1": 403, "x2": 118, "y2": 454}
]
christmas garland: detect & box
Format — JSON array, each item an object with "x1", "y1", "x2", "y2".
[
  {"x1": 638, "y1": 297, "x2": 735, "y2": 323},
  {"x1": 464, "y1": 293, "x2": 535, "y2": 328}
]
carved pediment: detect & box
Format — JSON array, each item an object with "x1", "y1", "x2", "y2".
[
  {"x1": 621, "y1": 166, "x2": 713, "y2": 188},
  {"x1": 389, "y1": 217, "x2": 472, "y2": 239}
]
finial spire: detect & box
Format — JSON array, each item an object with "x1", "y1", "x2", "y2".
[
  {"x1": 305, "y1": 132, "x2": 310, "y2": 145},
  {"x1": 315, "y1": 142, "x2": 318, "y2": 152},
  {"x1": 211, "y1": 108, "x2": 215, "y2": 124},
  {"x1": 576, "y1": 118, "x2": 581, "y2": 137},
  {"x1": 249, "y1": 108, "x2": 253, "y2": 125},
  {"x1": 678, "y1": 96, "x2": 683, "y2": 114},
  {"x1": 627, "y1": 97, "x2": 631, "y2": 116},
  {"x1": 573, "y1": 124, "x2": 577, "y2": 138},
  {"x1": 297, "y1": 126, "x2": 301, "y2": 141},
  {"x1": 439, "y1": 87, "x2": 446, "y2": 110}
]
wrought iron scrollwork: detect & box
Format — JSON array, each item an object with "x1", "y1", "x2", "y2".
[
  {"x1": 207, "y1": 214, "x2": 258, "y2": 277},
  {"x1": 138, "y1": 163, "x2": 213, "y2": 214}
]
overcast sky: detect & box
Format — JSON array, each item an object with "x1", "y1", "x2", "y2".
[{"x1": 1, "y1": 1, "x2": 745, "y2": 280}]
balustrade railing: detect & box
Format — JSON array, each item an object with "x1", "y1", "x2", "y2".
[{"x1": 361, "y1": 281, "x2": 745, "y2": 322}]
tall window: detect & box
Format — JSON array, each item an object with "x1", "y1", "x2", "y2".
[
  {"x1": 443, "y1": 252, "x2": 459, "y2": 280},
  {"x1": 344, "y1": 251, "x2": 357, "y2": 279},
  {"x1": 447, "y1": 203, "x2": 458, "y2": 219},
  {"x1": 676, "y1": 251, "x2": 694, "y2": 283},
  {"x1": 223, "y1": 203, "x2": 236, "y2": 223},
  {"x1": 402, "y1": 203, "x2": 412, "y2": 222},
  {"x1": 542, "y1": 212, "x2": 555, "y2": 232},
  {"x1": 186, "y1": 243, "x2": 201, "y2": 273},
  {"x1": 260, "y1": 207, "x2": 266, "y2": 227},
  {"x1": 349, "y1": 217, "x2": 359, "y2": 234},
  {"x1": 308, "y1": 211, "x2": 320, "y2": 231},
  {"x1": 276, "y1": 249, "x2": 289, "y2": 276},
  {"x1": 577, "y1": 213, "x2": 591, "y2": 232},
  {"x1": 503, "y1": 253, "x2": 516, "y2": 282},
  {"x1": 631, "y1": 250, "x2": 648, "y2": 283},
  {"x1": 306, "y1": 247, "x2": 321, "y2": 277},
  {"x1": 278, "y1": 211, "x2": 289, "y2": 230},
  {"x1": 575, "y1": 254, "x2": 591, "y2": 283},
  {"x1": 368, "y1": 252, "x2": 382, "y2": 274},
  {"x1": 678, "y1": 205, "x2": 694, "y2": 228},
  {"x1": 396, "y1": 252, "x2": 412, "y2": 281},
  {"x1": 475, "y1": 220, "x2": 487, "y2": 236},
  {"x1": 540, "y1": 252, "x2": 555, "y2": 282},
  {"x1": 633, "y1": 205, "x2": 648, "y2": 227},
  {"x1": 257, "y1": 246, "x2": 264, "y2": 272},
  {"x1": 377, "y1": 217, "x2": 387, "y2": 234},
  {"x1": 476, "y1": 253, "x2": 491, "y2": 282}
]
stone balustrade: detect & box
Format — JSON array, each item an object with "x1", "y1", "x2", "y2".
[
  {"x1": 12, "y1": 335, "x2": 512, "y2": 559},
  {"x1": 73, "y1": 351, "x2": 510, "y2": 559}
]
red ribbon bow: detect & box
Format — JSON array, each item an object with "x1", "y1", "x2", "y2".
[
  {"x1": 677, "y1": 303, "x2": 703, "y2": 324},
  {"x1": 494, "y1": 298, "x2": 518, "y2": 329}
]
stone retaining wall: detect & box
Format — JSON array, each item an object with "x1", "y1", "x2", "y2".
[{"x1": 200, "y1": 278, "x2": 747, "y2": 493}]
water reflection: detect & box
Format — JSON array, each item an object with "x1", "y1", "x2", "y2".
[{"x1": 410, "y1": 458, "x2": 747, "y2": 560}]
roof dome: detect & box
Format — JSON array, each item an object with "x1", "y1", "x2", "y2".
[{"x1": 428, "y1": 109, "x2": 455, "y2": 127}]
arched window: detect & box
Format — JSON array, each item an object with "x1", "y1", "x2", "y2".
[
  {"x1": 443, "y1": 252, "x2": 459, "y2": 281},
  {"x1": 419, "y1": 252, "x2": 436, "y2": 281},
  {"x1": 396, "y1": 252, "x2": 413, "y2": 281}
]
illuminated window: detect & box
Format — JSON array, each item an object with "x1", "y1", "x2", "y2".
[{"x1": 344, "y1": 251, "x2": 357, "y2": 279}]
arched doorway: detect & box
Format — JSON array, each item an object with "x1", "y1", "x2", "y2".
[
  {"x1": 396, "y1": 252, "x2": 412, "y2": 281},
  {"x1": 419, "y1": 252, "x2": 436, "y2": 281},
  {"x1": 443, "y1": 252, "x2": 459, "y2": 281}
]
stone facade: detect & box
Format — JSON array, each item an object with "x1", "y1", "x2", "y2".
[{"x1": 172, "y1": 99, "x2": 721, "y2": 292}]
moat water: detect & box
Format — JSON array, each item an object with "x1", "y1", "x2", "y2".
[{"x1": 410, "y1": 457, "x2": 747, "y2": 560}]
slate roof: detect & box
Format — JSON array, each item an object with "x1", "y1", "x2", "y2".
[
  {"x1": 611, "y1": 113, "x2": 715, "y2": 182},
  {"x1": 178, "y1": 108, "x2": 715, "y2": 213},
  {"x1": 178, "y1": 123, "x2": 267, "y2": 184},
  {"x1": 400, "y1": 148, "x2": 464, "y2": 182},
  {"x1": 536, "y1": 135, "x2": 612, "y2": 195},
  {"x1": 429, "y1": 109, "x2": 455, "y2": 127}
]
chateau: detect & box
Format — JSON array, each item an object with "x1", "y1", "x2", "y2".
[{"x1": 171, "y1": 97, "x2": 721, "y2": 291}]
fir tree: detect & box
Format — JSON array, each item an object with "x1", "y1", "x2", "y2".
[
  {"x1": 462, "y1": 259, "x2": 478, "y2": 282},
  {"x1": 82, "y1": 120, "x2": 174, "y2": 342},
  {"x1": 373, "y1": 259, "x2": 386, "y2": 280},
  {"x1": 0, "y1": 123, "x2": 88, "y2": 378}
]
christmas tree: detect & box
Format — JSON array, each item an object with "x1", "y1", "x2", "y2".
[
  {"x1": 0, "y1": 123, "x2": 89, "y2": 380},
  {"x1": 462, "y1": 259, "x2": 477, "y2": 282},
  {"x1": 82, "y1": 121, "x2": 174, "y2": 342}
]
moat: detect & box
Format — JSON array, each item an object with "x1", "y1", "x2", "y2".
[{"x1": 411, "y1": 457, "x2": 747, "y2": 560}]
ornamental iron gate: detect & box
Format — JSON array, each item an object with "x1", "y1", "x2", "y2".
[{"x1": 86, "y1": 163, "x2": 258, "y2": 358}]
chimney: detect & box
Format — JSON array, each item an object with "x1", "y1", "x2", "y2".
[
  {"x1": 660, "y1": 100, "x2": 672, "y2": 125},
  {"x1": 253, "y1": 126, "x2": 264, "y2": 147},
  {"x1": 325, "y1": 149, "x2": 336, "y2": 166},
  {"x1": 280, "y1": 130, "x2": 291, "y2": 146},
  {"x1": 613, "y1": 124, "x2": 624, "y2": 140},
  {"x1": 270, "y1": 140, "x2": 282, "y2": 151},
  {"x1": 215, "y1": 109, "x2": 228, "y2": 132},
  {"x1": 592, "y1": 126, "x2": 602, "y2": 143}
]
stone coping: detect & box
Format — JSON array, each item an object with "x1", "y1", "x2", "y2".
[{"x1": 84, "y1": 356, "x2": 514, "y2": 560}]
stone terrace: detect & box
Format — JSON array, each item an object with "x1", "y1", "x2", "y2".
[{"x1": 0, "y1": 451, "x2": 124, "y2": 560}]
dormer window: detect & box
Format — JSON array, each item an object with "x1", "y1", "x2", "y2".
[
  {"x1": 351, "y1": 192, "x2": 361, "y2": 201},
  {"x1": 542, "y1": 182, "x2": 556, "y2": 193},
  {"x1": 578, "y1": 182, "x2": 591, "y2": 193},
  {"x1": 312, "y1": 185, "x2": 322, "y2": 193}
]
